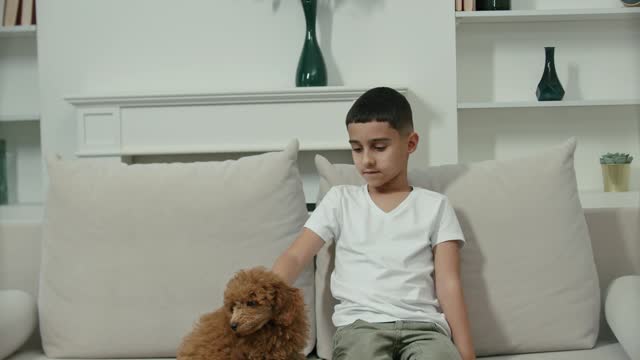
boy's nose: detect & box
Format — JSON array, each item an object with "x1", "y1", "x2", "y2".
[{"x1": 363, "y1": 152, "x2": 375, "y2": 166}]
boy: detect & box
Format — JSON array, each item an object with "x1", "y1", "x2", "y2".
[{"x1": 272, "y1": 87, "x2": 475, "y2": 360}]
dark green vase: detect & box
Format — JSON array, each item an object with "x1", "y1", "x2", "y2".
[
  {"x1": 296, "y1": 0, "x2": 327, "y2": 87},
  {"x1": 0, "y1": 139, "x2": 7, "y2": 205},
  {"x1": 476, "y1": 0, "x2": 511, "y2": 10},
  {"x1": 536, "y1": 47, "x2": 565, "y2": 101}
]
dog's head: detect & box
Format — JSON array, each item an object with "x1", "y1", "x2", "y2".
[{"x1": 222, "y1": 267, "x2": 303, "y2": 336}]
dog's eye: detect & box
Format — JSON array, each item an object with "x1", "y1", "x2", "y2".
[{"x1": 246, "y1": 300, "x2": 257, "y2": 307}]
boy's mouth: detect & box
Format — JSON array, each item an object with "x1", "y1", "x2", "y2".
[{"x1": 363, "y1": 170, "x2": 381, "y2": 175}]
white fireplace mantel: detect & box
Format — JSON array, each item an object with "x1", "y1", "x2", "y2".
[{"x1": 65, "y1": 86, "x2": 408, "y2": 157}]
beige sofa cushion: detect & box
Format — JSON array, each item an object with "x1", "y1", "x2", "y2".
[
  {"x1": 314, "y1": 138, "x2": 601, "y2": 358},
  {"x1": 38, "y1": 140, "x2": 315, "y2": 357}
]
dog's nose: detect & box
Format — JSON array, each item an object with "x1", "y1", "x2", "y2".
[{"x1": 230, "y1": 322, "x2": 238, "y2": 331}]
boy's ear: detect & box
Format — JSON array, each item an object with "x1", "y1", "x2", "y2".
[{"x1": 407, "y1": 132, "x2": 419, "y2": 154}]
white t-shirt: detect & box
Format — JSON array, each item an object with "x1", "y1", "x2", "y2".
[{"x1": 305, "y1": 184, "x2": 465, "y2": 337}]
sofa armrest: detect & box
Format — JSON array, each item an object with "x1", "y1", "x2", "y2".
[
  {"x1": 0, "y1": 290, "x2": 37, "y2": 360},
  {"x1": 605, "y1": 275, "x2": 640, "y2": 360}
]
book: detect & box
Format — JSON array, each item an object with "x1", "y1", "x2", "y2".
[
  {"x1": 463, "y1": 0, "x2": 475, "y2": 11},
  {"x1": 20, "y1": 0, "x2": 33, "y2": 25},
  {"x1": 0, "y1": 0, "x2": 5, "y2": 26},
  {"x1": 3, "y1": 0, "x2": 20, "y2": 26}
]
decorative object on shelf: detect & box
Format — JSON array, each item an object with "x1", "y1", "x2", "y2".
[
  {"x1": 295, "y1": 0, "x2": 327, "y2": 87},
  {"x1": 463, "y1": 0, "x2": 476, "y2": 11},
  {"x1": 620, "y1": 0, "x2": 640, "y2": 7},
  {"x1": 476, "y1": 0, "x2": 511, "y2": 10},
  {"x1": 456, "y1": 0, "x2": 463, "y2": 11},
  {"x1": 536, "y1": 47, "x2": 565, "y2": 101},
  {"x1": 0, "y1": 139, "x2": 7, "y2": 205},
  {"x1": 600, "y1": 152, "x2": 634, "y2": 192}
]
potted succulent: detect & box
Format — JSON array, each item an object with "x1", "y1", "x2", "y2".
[{"x1": 600, "y1": 152, "x2": 634, "y2": 192}]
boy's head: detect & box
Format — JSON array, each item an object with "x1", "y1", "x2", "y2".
[
  {"x1": 345, "y1": 87, "x2": 419, "y2": 190},
  {"x1": 345, "y1": 87, "x2": 414, "y2": 135}
]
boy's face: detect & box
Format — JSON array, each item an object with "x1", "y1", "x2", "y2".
[{"x1": 347, "y1": 121, "x2": 418, "y2": 190}]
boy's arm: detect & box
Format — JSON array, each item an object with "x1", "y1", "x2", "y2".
[
  {"x1": 434, "y1": 241, "x2": 476, "y2": 360},
  {"x1": 272, "y1": 228, "x2": 325, "y2": 286}
]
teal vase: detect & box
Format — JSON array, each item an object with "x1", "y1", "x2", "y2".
[
  {"x1": 296, "y1": 0, "x2": 327, "y2": 87},
  {"x1": 536, "y1": 47, "x2": 565, "y2": 101},
  {"x1": 0, "y1": 139, "x2": 7, "y2": 205}
]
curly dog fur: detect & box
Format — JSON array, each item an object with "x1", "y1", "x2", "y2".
[{"x1": 177, "y1": 267, "x2": 308, "y2": 360}]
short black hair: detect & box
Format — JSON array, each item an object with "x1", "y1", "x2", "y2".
[{"x1": 345, "y1": 87, "x2": 413, "y2": 135}]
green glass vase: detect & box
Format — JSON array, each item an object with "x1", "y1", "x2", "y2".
[
  {"x1": 295, "y1": 0, "x2": 327, "y2": 87},
  {"x1": 536, "y1": 47, "x2": 565, "y2": 101}
]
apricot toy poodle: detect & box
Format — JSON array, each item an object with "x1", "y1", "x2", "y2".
[{"x1": 177, "y1": 267, "x2": 308, "y2": 360}]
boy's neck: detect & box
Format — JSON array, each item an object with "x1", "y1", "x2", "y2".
[{"x1": 367, "y1": 173, "x2": 411, "y2": 195}]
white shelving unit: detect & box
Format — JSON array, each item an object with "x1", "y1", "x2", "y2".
[
  {"x1": 455, "y1": 7, "x2": 640, "y2": 23},
  {"x1": 458, "y1": 99, "x2": 640, "y2": 110},
  {"x1": 0, "y1": 25, "x2": 42, "y2": 223},
  {"x1": 579, "y1": 190, "x2": 640, "y2": 209},
  {"x1": 0, "y1": 25, "x2": 36, "y2": 37},
  {"x1": 455, "y1": 4, "x2": 640, "y2": 209},
  {"x1": 0, "y1": 203, "x2": 43, "y2": 223},
  {"x1": 0, "y1": 114, "x2": 40, "y2": 122}
]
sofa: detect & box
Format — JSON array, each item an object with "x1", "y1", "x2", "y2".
[{"x1": 1, "y1": 138, "x2": 639, "y2": 360}]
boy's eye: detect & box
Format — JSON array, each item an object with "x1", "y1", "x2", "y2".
[
  {"x1": 351, "y1": 148, "x2": 362, "y2": 153},
  {"x1": 374, "y1": 146, "x2": 386, "y2": 151},
  {"x1": 247, "y1": 301, "x2": 257, "y2": 307}
]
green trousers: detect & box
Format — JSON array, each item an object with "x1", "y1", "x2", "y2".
[{"x1": 332, "y1": 319, "x2": 462, "y2": 360}]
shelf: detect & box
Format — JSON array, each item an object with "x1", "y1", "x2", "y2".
[
  {"x1": 0, "y1": 203, "x2": 43, "y2": 224},
  {"x1": 579, "y1": 190, "x2": 639, "y2": 209},
  {"x1": 0, "y1": 114, "x2": 40, "y2": 122},
  {"x1": 455, "y1": 8, "x2": 640, "y2": 24},
  {"x1": 457, "y1": 99, "x2": 640, "y2": 110},
  {"x1": 0, "y1": 25, "x2": 36, "y2": 38}
]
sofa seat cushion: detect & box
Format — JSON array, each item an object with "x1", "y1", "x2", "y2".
[
  {"x1": 478, "y1": 340, "x2": 628, "y2": 360},
  {"x1": 313, "y1": 138, "x2": 601, "y2": 358},
  {"x1": 4, "y1": 341, "x2": 627, "y2": 360},
  {"x1": 38, "y1": 140, "x2": 315, "y2": 357}
]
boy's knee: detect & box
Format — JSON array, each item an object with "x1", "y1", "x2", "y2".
[{"x1": 401, "y1": 340, "x2": 461, "y2": 360}]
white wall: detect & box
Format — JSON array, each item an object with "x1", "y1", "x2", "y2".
[
  {"x1": 34, "y1": 0, "x2": 640, "y2": 200},
  {"x1": 36, "y1": 0, "x2": 459, "y2": 201}
]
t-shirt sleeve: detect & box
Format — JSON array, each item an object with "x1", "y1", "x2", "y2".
[
  {"x1": 304, "y1": 187, "x2": 341, "y2": 243},
  {"x1": 432, "y1": 196, "x2": 466, "y2": 247}
]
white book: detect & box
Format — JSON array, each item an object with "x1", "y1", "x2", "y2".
[{"x1": 0, "y1": 0, "x2": 5, "y2": 27}]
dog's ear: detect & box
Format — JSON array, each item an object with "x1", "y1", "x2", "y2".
[{"x1": 273, "y1": 282, "x2": 301, "y2": 326}]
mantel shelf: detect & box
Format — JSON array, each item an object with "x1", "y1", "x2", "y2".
[
  {"x1": 455, "y1": 8, "x2": 640, "y2": 24},
  {"x1": 65, "y1": 86, "x2": 408, "y2": 107},
  {"x1": 65, "y1": 86, "x2": 407, "y2": 157}
]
